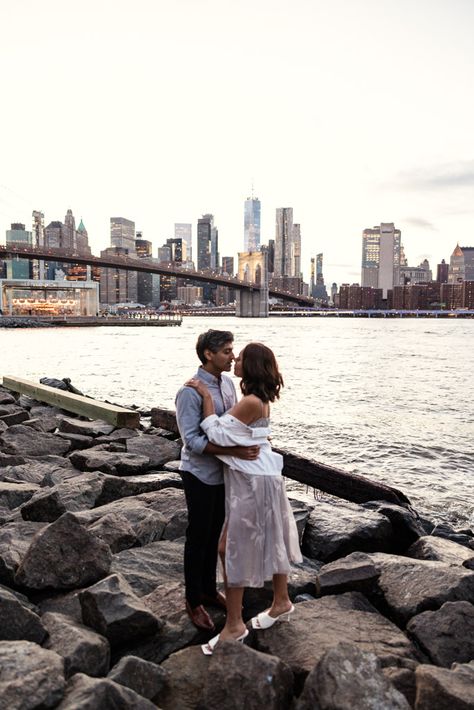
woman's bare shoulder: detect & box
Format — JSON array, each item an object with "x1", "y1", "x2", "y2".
[{"x1": 228, "y1": 395, "x2": 263, "y2": 424}]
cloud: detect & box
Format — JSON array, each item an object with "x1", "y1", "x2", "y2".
[
  {"x1": 402, "y1": 217, "x2": 437, "y2": 230},
  {"x1": 394, "y1": 160, "x2": 474, "y2": 190}
]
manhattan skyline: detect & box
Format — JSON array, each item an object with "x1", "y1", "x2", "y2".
[{"x1": 1, "y1": 0, "x2": 474, "y2": 286}]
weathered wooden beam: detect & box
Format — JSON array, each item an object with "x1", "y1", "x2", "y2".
[
  {"x1": 150, "y1": 406, "x2": 412, "y2": 508},
  {"x1": 273, "y1": 448, "x2": 411, "y2": 508},
  {"x1": 2, "y1": 376, "x2": 140, "y2": 429}
]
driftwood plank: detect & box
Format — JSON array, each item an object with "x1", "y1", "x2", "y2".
[
  {"x1": 274, "y1": 448, "x2": 411, "y2": 508},
  {"x1": 2, "y1": 376, "x2": 140, "y2": 429},
  {"x1": 150, "y1": 406, "x2": 411, "y2": 508}
]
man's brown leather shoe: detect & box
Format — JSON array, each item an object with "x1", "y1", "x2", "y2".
[
  {"x1": 185, "y1": 602, "x2": 215, "y2": 631},
  {"x1": 201, "y1": 591, "x2": 227, "y2": 611}
]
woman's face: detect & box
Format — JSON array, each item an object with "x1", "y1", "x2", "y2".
[{"x1": 233, "y1": 350, "x2": 243, "y2": 378}]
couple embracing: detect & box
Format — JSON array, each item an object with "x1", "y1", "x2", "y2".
[{"x1": 175, "y1": 329, "x2": 302, "y2": 655}]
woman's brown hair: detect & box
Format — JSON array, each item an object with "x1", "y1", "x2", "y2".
[{"x1": 240, "y1": 342, "x2": 284, "y2": 403}]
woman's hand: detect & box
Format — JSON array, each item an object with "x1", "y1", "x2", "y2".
[{"x1": 185, "y1": 378, "x2": 211, "y2": 398}]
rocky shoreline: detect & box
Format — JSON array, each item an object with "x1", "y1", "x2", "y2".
[
  {"x1": 0, "y1": 317, "x2": 57, "y2": 328},
  {"x1": 0, "y1": 384, "x2": 473, "y2": 709}
]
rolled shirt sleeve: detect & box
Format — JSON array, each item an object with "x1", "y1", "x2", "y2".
[{"x1": 175, "y1": 387, "x2": 208, "y2": 455}]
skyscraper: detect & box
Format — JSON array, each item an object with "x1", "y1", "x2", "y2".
[
  {"x1": 5, "y1": 223, "x2": 33, "y2": 279},
  {"x1": 448, "y1": 244, "x2": 474, "y2": 282},
  {"x1": 292, "y1": 223, "x2": 301, "y2": 277},
  {"x1": 274, "y1": 208, "x2": 294, "y2": 278},
  {"x1": 32, "y1": 211, "x2": 45, "y2": 247},
  {"x1": 197, "y1": 214, "x2": 213, "y2": 270},
  {"x1": 63, "y1": 209, "x2": 76, "y2": 252},
  {"x1": 110, "y1": 217, "x2": 135, "y2": 252},
  {"x1": 310, "y1": 253, "x2": 328, "y2": 301},
  {"x1": 436, "y1": 259, "x2": 449, "y2": 283},
  {"x1": 361, "y1": 223, "x2": 401, "y2": 297},
  {"x1": 135, "y1": 234, "x2": 154, "y2": 305},
  {"x1": 244, "y1": 195, "x2": 261, "y2": 252},
  {"x1": 174, "y1": 223, "x2": 192, "y2": 263},
  {"x1": 210, "y1": 223, "x2": 219, "y2": 269}
]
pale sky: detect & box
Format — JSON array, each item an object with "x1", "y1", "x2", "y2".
[{"x1": 1, "y1": 0, "x2": 474, "y2": 286}]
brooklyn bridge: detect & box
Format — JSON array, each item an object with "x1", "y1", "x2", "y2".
[{"x1": 0, "y1": 244, "x2": 314, "y2": 317}]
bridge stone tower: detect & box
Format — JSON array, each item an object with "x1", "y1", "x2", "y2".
[{"x1": 236, "y1": 251, "x2": 268, "y2": 317}]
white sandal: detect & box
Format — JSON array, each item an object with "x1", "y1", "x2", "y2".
[
  {"x1": 201, "y1": 629, "x2": 249, "y2": 655},
  {"x1": 251, "y1": 604, "x2": 295, "y2": 630}
]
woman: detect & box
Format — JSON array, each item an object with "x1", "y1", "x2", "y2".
[{"x1": 185, "y1": 341, "x2": 302, "y2": 655}]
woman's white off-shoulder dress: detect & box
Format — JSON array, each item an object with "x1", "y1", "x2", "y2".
[{"x1": 200, "y1": 412, "x2": 302, "y2": 587}]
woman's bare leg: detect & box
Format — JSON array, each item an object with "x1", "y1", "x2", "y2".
[
  {"x1": 219, "y1": 587, "x2": 246, "y2": 640},
  {"x1": 267, "y1": 574, "x2": 293, "y2": 617}
]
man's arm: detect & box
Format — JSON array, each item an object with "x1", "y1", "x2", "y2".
[{"x1": 175, "y1": 386, "x2": 208, "y2": 454}]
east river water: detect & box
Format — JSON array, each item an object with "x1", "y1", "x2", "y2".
[{"x1": 1, "y1": 317, "x2": 473, "y2": 527}]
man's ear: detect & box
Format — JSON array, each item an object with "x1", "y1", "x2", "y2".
[{"x1": 203, "y1": 348, "x2": 213, "y2": 363}]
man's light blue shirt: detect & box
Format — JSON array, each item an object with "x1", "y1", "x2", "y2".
[{"x1": 175, "y1": 367, "x2": 237, "y2": 485}]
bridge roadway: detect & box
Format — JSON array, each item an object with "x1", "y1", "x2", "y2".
[{"x1": 0, "y1": 244, "x2": 314, "y2": 307}]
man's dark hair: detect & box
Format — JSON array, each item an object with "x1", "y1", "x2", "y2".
[{"x1": 196, "y1": 330, "x2": 234, "y2": 365}]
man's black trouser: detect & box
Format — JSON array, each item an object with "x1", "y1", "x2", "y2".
[{"x1": 181, "y1": 471, "x2": 225, "y2": 608}]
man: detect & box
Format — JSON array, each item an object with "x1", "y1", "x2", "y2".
[{"x1": 176, "y1": 329, "x2": 259, "y2": 631}]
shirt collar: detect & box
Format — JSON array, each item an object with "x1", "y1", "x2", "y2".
[{"x1": 197, "y1": 366, "x2": 222, "y2": 385}]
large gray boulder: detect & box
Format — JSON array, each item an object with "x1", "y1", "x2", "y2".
[
  {"x1": 0, "y1": 409, "x2": 29, "y2": 426},
  {"x1": 406, "y1": 601, "x2": 474, "y2": 667},
  {"x1": 79, "y1": 573, "x2": 161, "y2": 646},
  {"x1": 96, "y1": 471, "x2": 183, "y2": 506},
  {"x1": 408, "y1": 535, "x2": 474, "y2": 569},
  {"x1": 366, "y1": 552, "x2": 474, "y2": 624},
  {"x1": 37, "y1": 588, "x2": 84, "y2": 623},
  {"x1": 252, "y1": 592, "x2": 419, "y2": 684},
  {"x1": 56, "y1": 672, "x2": 157, "y2": 709},
  {"x1": 15, "y1": 512, "x2": 112, "y2": 590},
  {"x1": 42, "y1": 611, "x2": 111, "y2": 678},
  {"x1": 69, "y1": 449, "x2": 150, "y2": 475},
  {"x1": 302, "y1": 500, "x2": 393, "y2": 562},
  {"x1": 108, "y1": 655, "x2": 168, "y2": 700},
  {"x1": 0, "y1": 390, "x2": 16, "y2": 405},
  {"x1": 55, "y1": 431, "x2": 95, "y2": 450},
  {"x1": 156, "y1": 646, "x2": 211, "y2": 710},
  {"x1": 200, "y1": 642, "x2": 294, "y2": 710},
  {"x1": 317, "y1": 551, "x2": 380, "y2": 595},
  {"x1": 0, "y1": 584, "x2": 46, "y2": 643},
  {"x1": 0, "y1": 640, "x2": 65, "y2": 709},
  {"x1": 111, "y1": 540, "x2": 184, "y2": 596},
  {"x1": 77, "y1": 496, "x2": 167, "y2": 547},
  {"x1": 0, "y1": 481, "x2": 39, "y2": 509},
  {"x1": 414, "y1": 661, "x2": 474, "y2": 709},
  {"x1": 132, "y1": 580, "x2": 223, "y2": 664},
  {"x1": 57, "y1": 416, "x2": 115, "y2": 437},
  {"x1": 21, "y1": 472, "x2": 106, "y2": 522},
  {"x1": 0, "y1": 520, "x2": 46, "y2": 585},
  {"x1": 297, "y1": 642, "x2": 410, "y2": 710},
  {"x1": 361, "y1": 501, "x2": 425, "y2": 551},
  {"x1": 0, "y1": 453, "x2": 26, "y2": 468},
  {"x1": 126, "y1": 434, "x2": 181, "y2": 469},
  {"x1": 150, "y1": 407, "x2": 180, "y2": 434},
  {"x1": 0, "y1": 424, "x2": 70, "y2": 457},
  {"x1": 0, "y1": 459, "x2": 65, "y2": 484},
  {"x1": 88, "y1": 512, "x2": 139, "y2": 553}
]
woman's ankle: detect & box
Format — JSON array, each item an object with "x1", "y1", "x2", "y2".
[{"x1": 221, "y1": 622, "x2": 246, "y2": 638}]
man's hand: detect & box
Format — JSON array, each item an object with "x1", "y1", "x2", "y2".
[{"x1": 232, "y1": 445, "x2": 260, "y2": 460}]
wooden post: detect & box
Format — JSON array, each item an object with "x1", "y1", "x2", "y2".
[{"x1": 2, "y1": 376, "x2": 140, "y2": 429}]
